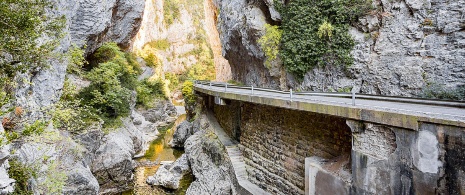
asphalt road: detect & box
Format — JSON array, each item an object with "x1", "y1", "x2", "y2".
[{"x1": 195, "y1": 83, "x2": 465, "y2": 123}]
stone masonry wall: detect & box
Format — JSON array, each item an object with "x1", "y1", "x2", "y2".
[
  {"x1": 215, "y1": 101, "x2": 352, "y2": 195},
  {"x1": 213, "y1": 101, "x2": 241, "y2": 141}
]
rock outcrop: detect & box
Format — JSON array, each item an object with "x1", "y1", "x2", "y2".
[
  {"x1": 139, "y1": 100, "x2": 177, "y2": 126},
  {"x1": 184, "y1": 122, "x2": 238, "y2": 195},
  {"x1": 0, "y1": 124, "x2": 14, "y2": 195},
  {"x1": 91, "y1": 118, "x2": 145, "y2": 194},
  {"x1": 169, "y1": 121, "x2": 193, "y2": 148},
  {"x1": 146, "y1": 154, "x2": 191, "y2": 190},
  {"x1": 217, "y1": 0, "x2": 465, "y2": 96}
]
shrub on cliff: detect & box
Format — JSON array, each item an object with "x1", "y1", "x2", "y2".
[
  {"x1": 258, "y1": 24, "x2": 282, "y2": 69},
  {"x1": 182, "y1": 81, "x2": 196, "y2": 105},
  {"x1": 0, "y1": 0, "x2": 65, "y2": 103},
  {"x1": 136, "y1": 78, "x2": 167, "y2": 108},
  {"x1": 276, "y1": 0, "x2": 371, "y2": 79},
  {"x1": 79, "y1": 42, "x2": 141, "y2": 125}
]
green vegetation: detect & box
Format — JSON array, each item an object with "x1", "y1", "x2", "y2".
[
  {"x1": 22, "y1": 120, "x2": 47, "y2": 137},
  {"x1": 165, "y1": 72, "x2": 180, "y2": 91},
  {"x1": 79, "y1": 42, "x2": 141, "y2": 127},
  {"x1": 182, "y1": 81, "x2": 195, "y2": 105},
  {"x1": 8, "y1": 159, "x2": 37, "y2": 195},
  {"x1": 420, "y1": 84, "x2": 465, "y2": 101},
  {"x1": 136, "y1": 78, "x2": 167, "y2": 108},
  {"x1": 0, "y1": 0, "x2": 65, "y2": 109},
  {"x1": 276, "y1": 0, "x2": 372, "y2": 79},
  {"x1": 38, "y1": 160, "x2": 67, "y2": 194},
  {"x1": 144, "y1": 53, "x2": 161, "y2": 68},
  {"x1": 227, "y1": 80, "x2": 244, "y2": 86},
  {"x1": 67, "y1": 45, "x2": 87, "y2": 75},
  {"x1": 258, "y1": 24, "x2": 282, "y2": 69},
  {"x1": 164, "y1": 0, "x2": 180, "y2": 25},
  {"x1": 147, "y1": 39, "x2": 170, "y2": 50}
]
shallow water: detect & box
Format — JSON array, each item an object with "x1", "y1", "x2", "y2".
[{"x1": 122, "y1": 114, "x2": 194, "y2": 195}]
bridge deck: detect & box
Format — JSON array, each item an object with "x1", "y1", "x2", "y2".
[{"x1": 195, "y1": 84, "x2": 465, "y2": 130}]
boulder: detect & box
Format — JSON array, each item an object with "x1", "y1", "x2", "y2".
[
  {"x1": 184, "y1": 130, "x2": 237, "y2": 195},
  {"x1": 91, "y1": 118, "x2": 145, "y2": 194},
  {"x1": 146, "y1": 154, "x2": 191, "y2": 189},
  {"x1": 169, "y1": 121, "x2": 193, "y2": 148}
]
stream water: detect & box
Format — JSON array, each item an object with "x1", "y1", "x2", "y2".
[{"x1": 123, "y1": 113, "x2": 193, "y2": 195}]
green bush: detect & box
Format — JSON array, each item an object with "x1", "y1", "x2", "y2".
[
  {"x1": 164, "y1": 0, "x2": 180, "y2": 25},
  {"x1": 420, "y1": 84, "x2": 465, "y2": 101},
  {"x1": 165, "y1": 72, "x2": 180, "y2": 91},
  {"x1": 136, "y1": 79, "x2": 167, "y2": 108},
  {"x1": 276, "y1": 0, "x2": 371, "y2": 79},
  {"x1": 258, "y1": 24, "x2": 282, "y2": 69},
  {"x1": 66, "y1": 45, "x2": 87, "y2": 75},
  {"x1": 80, "y1": 42, "x2": 141, "y2": 124},
  {"x1": 22, "y1": 120, "x2": 48, "y2": 137},
  {"x1": 8, "y1": 159, "x2": 37, "y2": 195},
  {"x1": 182, "y1": 81, "x2": 195, "y2": 105},
  {"x1": 144, "y1": 53, "x2": 161, "y2": 68},
  {"x1": 147, "y1": 39, "x2": 170, "y2": 50}
]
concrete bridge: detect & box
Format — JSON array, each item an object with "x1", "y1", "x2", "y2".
[{"x1": 193, "y1": 81, "x2": 465, "y2": 195}]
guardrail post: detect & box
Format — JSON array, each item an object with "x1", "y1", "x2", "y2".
[
  {"x1": 225, "y1": 83, "x2": 228, "y2": 92},
  {"x1": 251, "y1": 85, "x2": 254, "y2": 95},
  {"x1": 209, "y1": 82, "x2": 212, "y2": 89},
  {"x1": 290, "y1": 89, "x2": 293, "y2": 102},
  {"x1": 352, "y1": 91, "x2": 356, "y2": 106}
]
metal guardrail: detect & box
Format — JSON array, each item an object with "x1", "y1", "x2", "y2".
[{"x1": 194, "y1": 80, "x2": 465, "y2": 108}]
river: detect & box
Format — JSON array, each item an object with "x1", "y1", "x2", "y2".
[{"x1": 123, "y1": 112, "x2": 194, "y2": 195}]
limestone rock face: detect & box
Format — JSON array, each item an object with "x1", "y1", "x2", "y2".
[
  {"x1": 0, "y1": 124, "x2": 14, "y2": 195},
  {"x1": 169, "y1": 121, "x2": 193, "y2": 148},
  {"x1": 15, "y1": 0, "x2": 145, "y2": 120},
  {"x1": 146, "y1": 154, "x2": 191, "y2": 189},
  {"x1": 91, "y1": 118, "x2": 144, "y2": 194},
  {"x1": 69, "y1": 0, "x2": 144, "y2": 52},
  {"x1": 217, "y1": 0, "x2": 465, "y2": 96},
  {"x1": 217, "y1": 0, "x2": 282, "y2": 88},
  {"x1": 184, "y1": 130, "x2": 237, "y2": 195}
]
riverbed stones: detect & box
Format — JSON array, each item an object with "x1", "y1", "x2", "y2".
[{"x1": 146, "y1": 154, "x2": 191, "y2": 190}]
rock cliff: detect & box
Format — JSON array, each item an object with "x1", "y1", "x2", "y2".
[
  {"x1": 217, "y1": 0, "x2": 465, "y2": 96},
  {"x1": 0, "y1": 0, "x2": 167, "y2": 194}
]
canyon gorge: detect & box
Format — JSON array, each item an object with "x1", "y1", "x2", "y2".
[{"x1": 0, "y1": 0, "x2": 464, "y2": 194}]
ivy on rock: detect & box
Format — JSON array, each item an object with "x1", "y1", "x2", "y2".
[{"x1": 276, "y1": 0, "x2": 372, "y2": 79}]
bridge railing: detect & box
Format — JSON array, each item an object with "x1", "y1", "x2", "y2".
[{"x1": 193, "y1": 80, "x2": 465, "y2": 108}]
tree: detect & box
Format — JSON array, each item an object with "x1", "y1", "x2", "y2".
[{"x1": 0, "y1": 0, "x2": 65, "y2": 92}]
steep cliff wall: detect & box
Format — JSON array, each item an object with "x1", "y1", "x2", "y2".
[
  {"x1": 217, "y1": 0, "x2": 465, "y2": 96},
  {"x1": 15, "y1": 0, "x2": 145, "y2": 120},
  {"x1": 2, "y1": 0, "x2": 147, "y2": 194},
  {"x1": 132, "y1": 0, "x2": 231, "y2": 81}
]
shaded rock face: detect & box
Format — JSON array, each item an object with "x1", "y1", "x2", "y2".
[
  {"x1": 217, "y1": 0, "x2": 282, "y2": 88},
  {"x1": 146, "y1": 154, "x2": 191, "y2": 190},
  {"x1": 184, "y1": 130, "x2": 237, "y2": 195},
  {"x1": 217, "y1": 0, "x2": 465, "y2": 96},
  {"x1": 169, "y1": 121, "x2": 193, "y2": 148}
]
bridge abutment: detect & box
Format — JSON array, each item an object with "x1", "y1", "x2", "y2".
[{"x1": 196, "y1": 92, "x2": 465, "y2": 195}]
